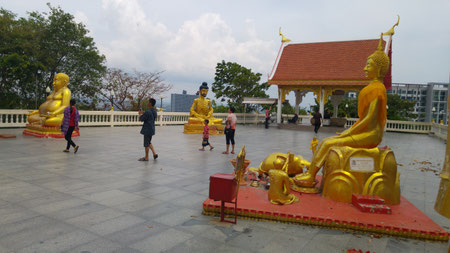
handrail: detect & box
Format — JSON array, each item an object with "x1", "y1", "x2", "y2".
[{"x1": 0, "y1": 109, "x2": 446, "y2": 141}]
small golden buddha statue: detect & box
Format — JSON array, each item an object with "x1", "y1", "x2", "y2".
[
  {"x1": 268, "y1": 169, "x2": 298, "y2": 205},
  {"x1": 188, "y1": 82, "x2": 222, "y2": 125},
  {"x1": 297, "y1": 34, "x2": 389, "y2": 185},
  {"x1": 27, "y1": 73, "x2": 71, "y2": 126},
  {"x1": 184, "y1": 82, "x2": 223, "y2": 134}
]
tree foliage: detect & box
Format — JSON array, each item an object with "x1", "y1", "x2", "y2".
[
  {"x1": 99, "y1": 68, "x2": 172, "y2": 111},
  {"x1": 337, "y1": 94, "x2": 417, "y2": 120},
  {"x1": 212, "y1": 60, "x2": 269, "y2": 112},
  {"x1": 0, "y1": 4, "x2": 106, "y2": 109},
  {"x1": 386, "y1": 94, "x2": 417, "y2": 121}
]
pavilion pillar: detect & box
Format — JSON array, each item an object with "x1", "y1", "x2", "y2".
[
  {"x1": 294, "y1": 90, "x2": 305, "y2": 115},
  {"x1": 277, "y1": 87, "x2": 282, "y2": 124},
  {"x1": 319, "y1": 87, "x2": 325, "y2": 117}
]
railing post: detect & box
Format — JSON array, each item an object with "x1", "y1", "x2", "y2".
[{"x1": 110, "y1": 111, "x2": 114, "y2": 127}]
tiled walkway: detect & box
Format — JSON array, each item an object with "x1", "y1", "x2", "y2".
[{"x1": 0, "y1": 125, "x2": 448, "y2": 252}]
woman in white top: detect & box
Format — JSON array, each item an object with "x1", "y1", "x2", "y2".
[{"x1": 222, "y1": 106, "x2": 237, "y2": 154}]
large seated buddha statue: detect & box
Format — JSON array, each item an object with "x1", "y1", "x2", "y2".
[
  {"x1": 183, "y1": 82, "x2": 224, "y2": 134},
  {"x1": 262, "y1": 34, "x2": 400, "y2": 205},
  {"x1": 23, "y1": 73, "x2": 78, "y2": 138},
  {"x1": 292, "y1": 34, "x2": 400, "y2": 204}
]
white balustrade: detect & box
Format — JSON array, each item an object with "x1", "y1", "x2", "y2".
[{"x1": 0, "y1": 110, "x2": 446, "y2": 141}]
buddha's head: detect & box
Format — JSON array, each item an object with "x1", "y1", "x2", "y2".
[
  {"x1": 199, "y1": 82, "x2": 209, "y2": 97},
  {"x1": 53, "y1": 73, "x2": 69, "y2": 90},
  {"x1": 364, "y1": 34, "x2": 390, "y2": 81}
]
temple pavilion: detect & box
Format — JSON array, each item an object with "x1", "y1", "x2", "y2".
[{"x1": 268, "y1": 38, "x2": 389, "y2": 124}]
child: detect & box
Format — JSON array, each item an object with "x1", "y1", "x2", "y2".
[{"x1": 199, "y1": 119, "x2": 214, "y2": 151}]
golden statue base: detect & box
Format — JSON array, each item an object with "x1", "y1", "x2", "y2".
[
  {"x1": 23, "y1": 124, "x2": 79, "y2": 138},
  {"x1": 321, "y1": 146, "x2": 400, "y2": 204},
  {"x1": 183, "y1": 123, "x2": 224, "y2": 135}
]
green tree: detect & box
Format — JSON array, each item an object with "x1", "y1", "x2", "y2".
[
  {"x1": 212, "y1": 60, "x2": 269, "y2": 112},
  {"x1": 0, "y1": 4, "x2": 106, "y2": 109},
  {"x1": 338, "y1": 98, "x2": 358, "y2": 118},
  {"x1": 211, "y1": 100, "x2": 229, "y2": 113},
  {"x1": 386, "y1": 94, "x2": 417, "y2": 120}
]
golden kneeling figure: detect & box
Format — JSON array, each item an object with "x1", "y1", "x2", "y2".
[{"x1": 268, "y1": 170, "x2": 298, "y2": 205}]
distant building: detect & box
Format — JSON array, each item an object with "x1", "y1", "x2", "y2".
[
  {"x1": 170, "y1": 90, "x2": 198, "y2": 112},
  {"x1": 387, "y1": 82, "x2": 448, "y2": 124}
]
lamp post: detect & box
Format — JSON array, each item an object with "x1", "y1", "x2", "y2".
[
  {"x1": 110, "y1": 89, "x2": 115, "y2": 111},
  {"x1": 160, "y1": 95, "x2": 164, "y2": 112},
  {"x1": 345, "y1": 103, "x2": 349, "y2": 117}
]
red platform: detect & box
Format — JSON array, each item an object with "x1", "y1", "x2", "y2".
[{"x1": 203, "y1": 178, "x2": 449, "y2": 241}]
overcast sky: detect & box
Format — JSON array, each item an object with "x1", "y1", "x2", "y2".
[{"x1": 2, "y1": 0, "x2": 450, "y2": 107}]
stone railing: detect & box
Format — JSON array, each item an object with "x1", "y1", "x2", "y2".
[
  {"x1": 345, "y1": 117, "x2": 433, "y2": 134},
  {"x1": 0, "y1": 110, "x2": 446, "y2": 141},
  {"x1": 432, "y1": 122, "x2": 448, "y2": 141}
]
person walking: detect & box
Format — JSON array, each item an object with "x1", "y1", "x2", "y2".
[
  {"x1": 223, "y1": 106, "x2": 237, "y2": 154},
  {"x1": 199, "y1": 119, "x2": 214, "y2": 151},
  {"x1": 264, "y1": 106, "x2": 271, "y2": 129},
  {"x1": 313, "y1": 110, "x2": 322, "y2": 134},
  {"x1": 138, "y1": 98, "x2": 158, "y2": 161},
  {"x1": 62, "y1": 99, "x2": 79, "y2": 153}
]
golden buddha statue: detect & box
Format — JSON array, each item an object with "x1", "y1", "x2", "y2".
[
  {"x1": 293, "y1": 34, "x2": 400, "y2": 204},
  {"x1": 268, "y1": 169, "x2": 298, "y2": 205},
  {"x1": 248, "y1": 152, "x2": 310, "y2": 178},
  {"x1": 23, "y1": 73, "x2": 76, "y2": 138},
  {"x1": 183, "y1": 82, "x2": 224, "y2": 134},
  {"x1": 27, "y1": 73, "x2": 71, "y2": 126}
]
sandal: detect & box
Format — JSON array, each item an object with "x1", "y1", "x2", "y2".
[
  {"x1": 153, "y1": 154, "x2": 158, "y2": 160},
  {"x1": 210, "y1": 147, "x2": 214, "y2": 151},
  {"x1": 231, "y1": 151, "x2": 235, "y2": 154},
  {"x1": 63, "y1": 149, "x2": 69, "y2": 153},
  {"x1": 222, "y1": 151, "x2": 229, "y2": 154},
  {"x1": 74, "y1": 146, "x2": 79, "y2": 154},
  {"x1": 138, "y1": 157, "x2": 149, "y2": 161}
]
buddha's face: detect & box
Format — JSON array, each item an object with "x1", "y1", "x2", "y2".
[
  {"x1": 53, "y1": 74, "x2": 67, "y2": 90},
  {"x1": 364, "y1": 58, "x2": 380, "y2": 80},
  {"x1": 200, "y1": 88, "x2": 208, "y2": 97}
]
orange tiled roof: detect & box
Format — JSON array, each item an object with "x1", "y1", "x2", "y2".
[{"x1": 268, "y1": 39, "x2": 385, "y2": 86}]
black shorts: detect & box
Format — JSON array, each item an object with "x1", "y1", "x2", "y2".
[
  {"x1": 202, "y1": 138, "x2": 210, "y2": 147},
  {"x1": 143, "y1": 135, "x2": 152, "y2": 147}
]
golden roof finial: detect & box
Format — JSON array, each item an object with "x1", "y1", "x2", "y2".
[
  {"x1": 383, "y1": 15, "x2": 400, "y2": 36},
  {"x1": 279, "y1": 27, "x2": 291, "y2": 43},
  {"x1": 377, "y1": 33, "x2": 384, "y2": 51}
]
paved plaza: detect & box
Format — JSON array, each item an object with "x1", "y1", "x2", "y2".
[{"x1": 0, "y1": 125, "x2": 449, "y2": 253}]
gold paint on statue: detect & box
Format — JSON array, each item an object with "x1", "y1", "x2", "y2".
[
  {"x1": 184, "y1": 82, "x2": 224, "y2": 134},
  {"x1": 27, "y1": 73, "x2": 71, "y2": 126},
  {"x1": 248, "y1": 152, "x2": 309, "y2": 177},
  {"x1": 290, "y1": 33, "x2": 401, "y2": 203},
  {"x1": 434, "y1": 77, "x2": 450, "y2": 217},
  {"x1": 268, "y1": 169, "x2": 298, "y2": 205},
  {"x1": 310, "y1": 137, "x2": 319, "y2": 155}
]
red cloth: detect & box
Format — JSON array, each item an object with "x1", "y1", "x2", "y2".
[
  {"x1": 203, "y1": 124, "x2": 209, "y2": 139},
  {"x1": 69, "y1": 106, "x2": 76, "y2": 127}
]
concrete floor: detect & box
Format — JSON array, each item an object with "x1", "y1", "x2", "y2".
[{"x1": 0, "y1": 125, "x2": 448, "y2": 253}]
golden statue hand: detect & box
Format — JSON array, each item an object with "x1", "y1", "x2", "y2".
[{"x1": 26, "y1": 110, "x2": 39, "y2": 116}]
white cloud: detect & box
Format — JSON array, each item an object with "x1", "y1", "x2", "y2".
[
  {"x1": 99, "y1": 0, "x2": 276, "y2": 84},
  {"x1": 73, "y1": 11, "x2": 89, "y2": 26}
]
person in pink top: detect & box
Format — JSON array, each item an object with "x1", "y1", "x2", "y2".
[
  {"x1": 199, "y1": 119, "x2": 214, "y2": 151},
  {"x1": 222, "y1": 106, "x2": 237, "y2": 154}
]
